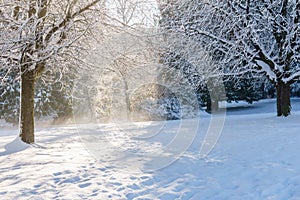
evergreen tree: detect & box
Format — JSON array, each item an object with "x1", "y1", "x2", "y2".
[
  {"x1": 0, "y1": 68, "x2": 19, "y2": 125},
  {"x1": 0, "y1": 68, "x2": 74, "y2": 125}
]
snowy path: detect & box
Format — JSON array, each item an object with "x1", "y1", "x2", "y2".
[
  {"x1": 0, "y1": 100, "x2": 300, "y2": 199},
  {"x1": 224, "y1": 98, "x2": 300, "y2": 115}
]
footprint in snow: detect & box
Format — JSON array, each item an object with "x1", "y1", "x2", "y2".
[{"x1": 79, "y1": 182, "x2": 91, "y2": 188}]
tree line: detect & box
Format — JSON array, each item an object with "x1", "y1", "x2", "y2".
[{"x1": 1, "y1": 0, "x2": 299, "y2": 144}]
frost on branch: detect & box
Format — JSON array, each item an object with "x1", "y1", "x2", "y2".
[{"x1": 158, "y1": 0, "x2": 300, "y2": 116}]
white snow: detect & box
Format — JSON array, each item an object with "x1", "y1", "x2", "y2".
[
  {"x1": 0, "y1": 99, "x2": 300, "y2": 200},
  {"x1": 0, "y1": 120, "x2": 13, "y2": 128}
]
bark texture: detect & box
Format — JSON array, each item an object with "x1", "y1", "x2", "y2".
[
  {"x1": 276, "y1": 81, "x2": 291, "y2": 117},
  {"x1": 19, "y1": 68, "x2": 36, "y2": 143}
]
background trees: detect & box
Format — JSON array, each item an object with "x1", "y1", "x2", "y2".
[
  {"x1": 72, "y1": 0, "x2": 163, "y2": 122},
  {"x1": 158, "y1": 0, "x2": 300, "y2": 116},
  {"x1": 0, "y1": 0, "x2": 104, "y2": 143},
  {"x1": 0, "y1": 68, "x2": 74, "y2": 125},
  {"x1": 1, "y1": 0, "x2": 299, "y2": 146}
]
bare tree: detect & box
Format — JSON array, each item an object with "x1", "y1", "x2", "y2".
[{"x1": 0, "y1": 0, "x2": 104, "y2": 143}]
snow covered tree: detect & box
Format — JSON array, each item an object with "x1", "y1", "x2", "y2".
[
  {"x1": 158, "y1": 7, "x2": 226, "y2": 113},
  {"x1": 291, "y1": 81, "x2": 300, "y2": 97},
  {"x1": 0, "y1": 0, "x2": 104, "y2": 143},
  {"x1": 224, "y1": 73, "x2": 264, "y2": 104},
  {"x1": 0, "y1": 68, "x2": 20, "y2": 124},
  {"x1": 0, "y1": 67, "x2": 74, "y2": 125},
  {"x1": 35, "y1": 68, "x2": 75, "y2": 123},
  {"x1": 158, "y1": 50, "x2": 222, "y2": 112},
  {"x1": 73, "y1": 0, "x2": 161, "y2": 122},
  {"x1": 158, "y1": 0, "x2": 300, "y2": 116}
]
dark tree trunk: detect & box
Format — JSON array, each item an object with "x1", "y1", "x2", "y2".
[
  {"x1": 206, "y1": 77, "x2": 220, "y2": 113},
  {"x1": 211, "y1": 100, "x2": 219, "y2": 113},
  {"x1": 276, "y1": 81, "x2": 291, "y2": 117},
  {"x1": 206, "y1": 99, "x2": 219, "y2": 113},
  {"x1": 19, "y1": 68, "x2": 36, "y2": 143},
  {"x1": 276, "y1": 83, "x2": 282, "y2": 116}
]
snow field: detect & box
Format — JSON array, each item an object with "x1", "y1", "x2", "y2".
[{"x1": 0, "y1": 99, "x2": 300, "y2": 200}]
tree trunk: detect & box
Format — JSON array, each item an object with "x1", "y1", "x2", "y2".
[
  {"x1": 276, "y1": 81, "x2": 291, "y2": 117},
  {"x1": 206, "y1": 99, "x2": 219, "y2": 113},
  {"x1": 19, "y1": 69, "x2": 36, "y2": 143},
  {"x1": 206, "y1": 77, "x2": 220, "y2": 113},
  {"x1": 211, "y1": 100, "x2": 219, "y2": 113},
  {"x1": 123, "y1": 76, "x2": 130, "y2": 120}
]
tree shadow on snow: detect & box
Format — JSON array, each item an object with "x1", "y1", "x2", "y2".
[{"x1": 0, "y1": 137, "x2": 29, "y2": 156}]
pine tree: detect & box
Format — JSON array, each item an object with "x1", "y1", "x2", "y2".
[{"x1": 0, "y1": 68, "x2": 74, "y2": 125}]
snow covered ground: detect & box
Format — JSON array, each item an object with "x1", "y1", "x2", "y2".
[{"x1": 0, "y1": 98, "x2": 300, "y2": 200}]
